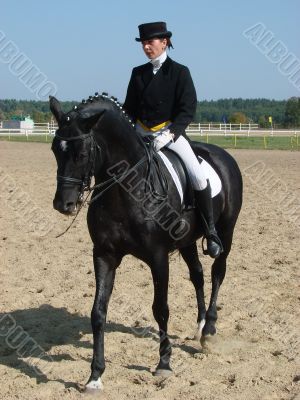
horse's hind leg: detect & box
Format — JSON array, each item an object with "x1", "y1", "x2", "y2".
[
  {"x1": 180, "y1": 242, "x2": 206, "y2": 340},
  {"x1": 149, "y1": 249, "x2": 172, "y2": 376},
  {"x1": 85, "y1": 248, "x2": 121, "y2": 392},
  {"x1": 201, "y1": 227, "x2": 234, "y2": 346}
]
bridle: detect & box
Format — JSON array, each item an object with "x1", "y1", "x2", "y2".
[
  {"x1": 54, "y1": 130, "x2": 148, "y2": 201},
  {"x1": 54, "y1": 129, "x2": 148, "y2": 238},
  {"x1": 55, "y1": 131, "x2": 100, "y2": 199},
  {"x1": 54, "y1": 128, "x2": 168, "y2": 237}
]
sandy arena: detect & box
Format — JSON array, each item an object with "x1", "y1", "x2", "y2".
[{"x1": 0, "y1": 141, "x2": 299, "y2": 400}]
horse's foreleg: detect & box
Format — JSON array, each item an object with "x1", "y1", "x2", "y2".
[
  {"x1": 85, "y1": 248, "x2": 120, "y2": 392},
  {"x1": 149, "y1": 251, "x2": 172, "y2": 376},
  {"x1": 180, "y1": 242, "x2": 206, "y2": 340},
  {"x1": 201, "y1": 228, "x2": 233, "y2": 346}
]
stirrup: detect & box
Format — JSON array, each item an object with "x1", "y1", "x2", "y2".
[{"x1": 201, "y1": 233, "x2": 224, "y2": 257}]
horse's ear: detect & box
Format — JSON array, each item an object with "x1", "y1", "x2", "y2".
[{"x1": 49, "y1": 96, "x2": 64, "y2": 125}]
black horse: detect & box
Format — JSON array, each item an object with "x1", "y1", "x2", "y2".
[{"x1": 50, "y1": 93, "x2": 242, "y2": 392}]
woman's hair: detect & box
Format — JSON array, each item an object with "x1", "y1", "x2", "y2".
[
  {"x1": 161, "y1": 37, "x2": 173, "y2": 49},
  {"x1": 166, "y1": 38, "x2": 173, "y2": 49}
]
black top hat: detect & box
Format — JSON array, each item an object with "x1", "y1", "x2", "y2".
[{"x1": 135, "y1": 22, "x2": 172, "y2": 42}]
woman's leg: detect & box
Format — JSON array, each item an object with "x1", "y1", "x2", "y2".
[
  {"x1": 167, "y1": 136, "x2": 223, "y2": 258},
  {"x1": 167, "y1": 136, "x2": 207, "y2": 190}
]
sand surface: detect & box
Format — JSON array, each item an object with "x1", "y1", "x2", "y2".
[{"x1": 0, "y1": 142, "x2": 299, "y2": 400}]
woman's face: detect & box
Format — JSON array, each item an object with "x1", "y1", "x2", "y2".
[{"x1": 141, "y1": 38, "x2": 167, "y2": 59}]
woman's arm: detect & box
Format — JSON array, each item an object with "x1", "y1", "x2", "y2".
[{"x1": 169, "y1": 66, "x2": 197, "y2": 140}]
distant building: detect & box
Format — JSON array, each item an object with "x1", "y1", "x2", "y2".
[{"x1": 2, "y1": 116, "x2": 34, "y2": 130}]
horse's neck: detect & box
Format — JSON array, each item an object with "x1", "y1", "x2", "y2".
[{"x1": 94, "y1": 115, "x2": 146, "y2": 181}]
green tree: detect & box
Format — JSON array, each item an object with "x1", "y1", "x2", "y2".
[
  {"x1": 228, "y1": 112, "x2": 248, "y2": 124},
  {"x1": 32, "y1": 110, "x2": 49, "y2": 123},
  {"x1": 258, "y1": 115, "x2": 269, "y2": 128},
  {"x1": 284, "y1": 97, "x2": 300, "y2": 127},
  {"x1": 0, "y1": 98, "x2": 289, "y2": 125}
]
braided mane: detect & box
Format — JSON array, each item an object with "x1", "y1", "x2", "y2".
[{"x1": 66, "y1": 92, "x2": 135, "y2": 129}]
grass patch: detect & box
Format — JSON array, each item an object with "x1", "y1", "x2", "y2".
[
  {"x1": 1, "y1": 134, "x2": 299, "y2": 150},
  {"x1": 0, "y1": 135, "x2": 52, "y2": 143},
  {"x1": 189, "y1": 135, "x2": 300, "y2": 150}
]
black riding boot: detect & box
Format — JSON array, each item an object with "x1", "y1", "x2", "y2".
[{"x1": 194, "y1": 182, "x2": 223, "y2": 258}]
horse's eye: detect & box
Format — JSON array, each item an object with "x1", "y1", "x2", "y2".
[{"x1": 77, "y1": 153, "x2": 88, "y2": 162}]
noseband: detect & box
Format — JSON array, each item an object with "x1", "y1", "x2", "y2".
[{"x1": 55, "y1": 131, "x2": 101, "y2": 195}]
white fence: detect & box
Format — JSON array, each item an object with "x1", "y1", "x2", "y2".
[
  {"x1": 186, "y1": 123, "x2": 300, "y2": 137},
  {"x1": 0, "y1": 122, "x2": 56, "y2": 140},
  {"x1": 0, "y1": 122, "x2": 299, "y2": 138},
  {"x1": 187, "y1": 123, "x2": 260, "y2": 131}
]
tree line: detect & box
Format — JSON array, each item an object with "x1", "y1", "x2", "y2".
[{"x1": 0, "y1": 97, "x2": 299, "y2": 128}]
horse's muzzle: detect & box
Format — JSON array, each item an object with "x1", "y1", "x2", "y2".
[
  {"x1": 53, "y1": 198, "x2": 77, "y2": 215},
  {"x1": 53, "y1": 182, "x2": 82, "y2": 215}
]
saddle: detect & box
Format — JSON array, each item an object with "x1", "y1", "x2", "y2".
[
  {"x1": 160, "y1": 148, "x2": 195, "y2": 210},
  {"x1": 143, "y1": 139, "x2": 221, "y2": 211}
]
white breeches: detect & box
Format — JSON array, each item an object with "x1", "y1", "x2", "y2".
[
  {"x1": 166, "y1": 136, "x2": 207, "y2": 190},
  {"x1": 135, "y1": 123, "x2": 207, "y2": 191}
]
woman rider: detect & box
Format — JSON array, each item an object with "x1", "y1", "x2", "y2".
[{"x1": 123, "y1": 21, "x2": 223, "y2": 258}]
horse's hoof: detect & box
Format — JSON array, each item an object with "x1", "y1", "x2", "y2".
[
  {"x1": 200, "y1": 334, "x2": 217, "y2": 353},
  {"x1": 194, "y1": 319, "x2": 206, "y2": 341},
  {"x1": 84, "y1": 378, "x2": 104, "y2": 393},
  {"x1": 153, "y1": 368, "x2": 173, "y2": 377}
]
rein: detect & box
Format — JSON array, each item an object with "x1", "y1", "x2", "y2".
[
  {"x1": 88, "y1": 155, "x2": 147, "y2": 204},
  {"x1": 55, "y1": 124, "x2": 169, "y2": 237},
  {"x1": 54, "y1": 129, "x2": 148, "y2": 237}
]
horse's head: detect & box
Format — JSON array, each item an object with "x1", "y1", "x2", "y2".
[{"x1": 50, "y1": 96, "x2": 104, "y2": 215}]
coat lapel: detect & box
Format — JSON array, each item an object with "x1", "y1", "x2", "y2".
[
  {"x1": 160, "y1": 56, "x2": 172, "y2": 76},
  {"x1": 141, "y1": 62, "x2": 154, "y2": 88},
  {"x1": 142, "y1": 57, "x2": 173, "y2": 99},
  {"x1": 141, "y1": 57, "x2": 173, "y2": 90}
]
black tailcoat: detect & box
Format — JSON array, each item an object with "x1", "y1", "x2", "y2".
[{"x1": 123, "y1": 56, "x2": 197, "y2": 140}]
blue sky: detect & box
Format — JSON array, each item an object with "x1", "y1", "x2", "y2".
[{"x1": 0, "y1": 0, "x2": 299, "y2": 101}]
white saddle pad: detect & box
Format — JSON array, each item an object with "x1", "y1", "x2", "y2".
[
  {"x1": 197, "y1": 156, "x2": 222, "y2": 198},
  {"x1": 157, "y1": 152, "x2": 222, "y2": 203}
]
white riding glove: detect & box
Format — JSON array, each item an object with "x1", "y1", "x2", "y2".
[{"x1": 153, "y1": 129, "x2": 174, "y2": 152}]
